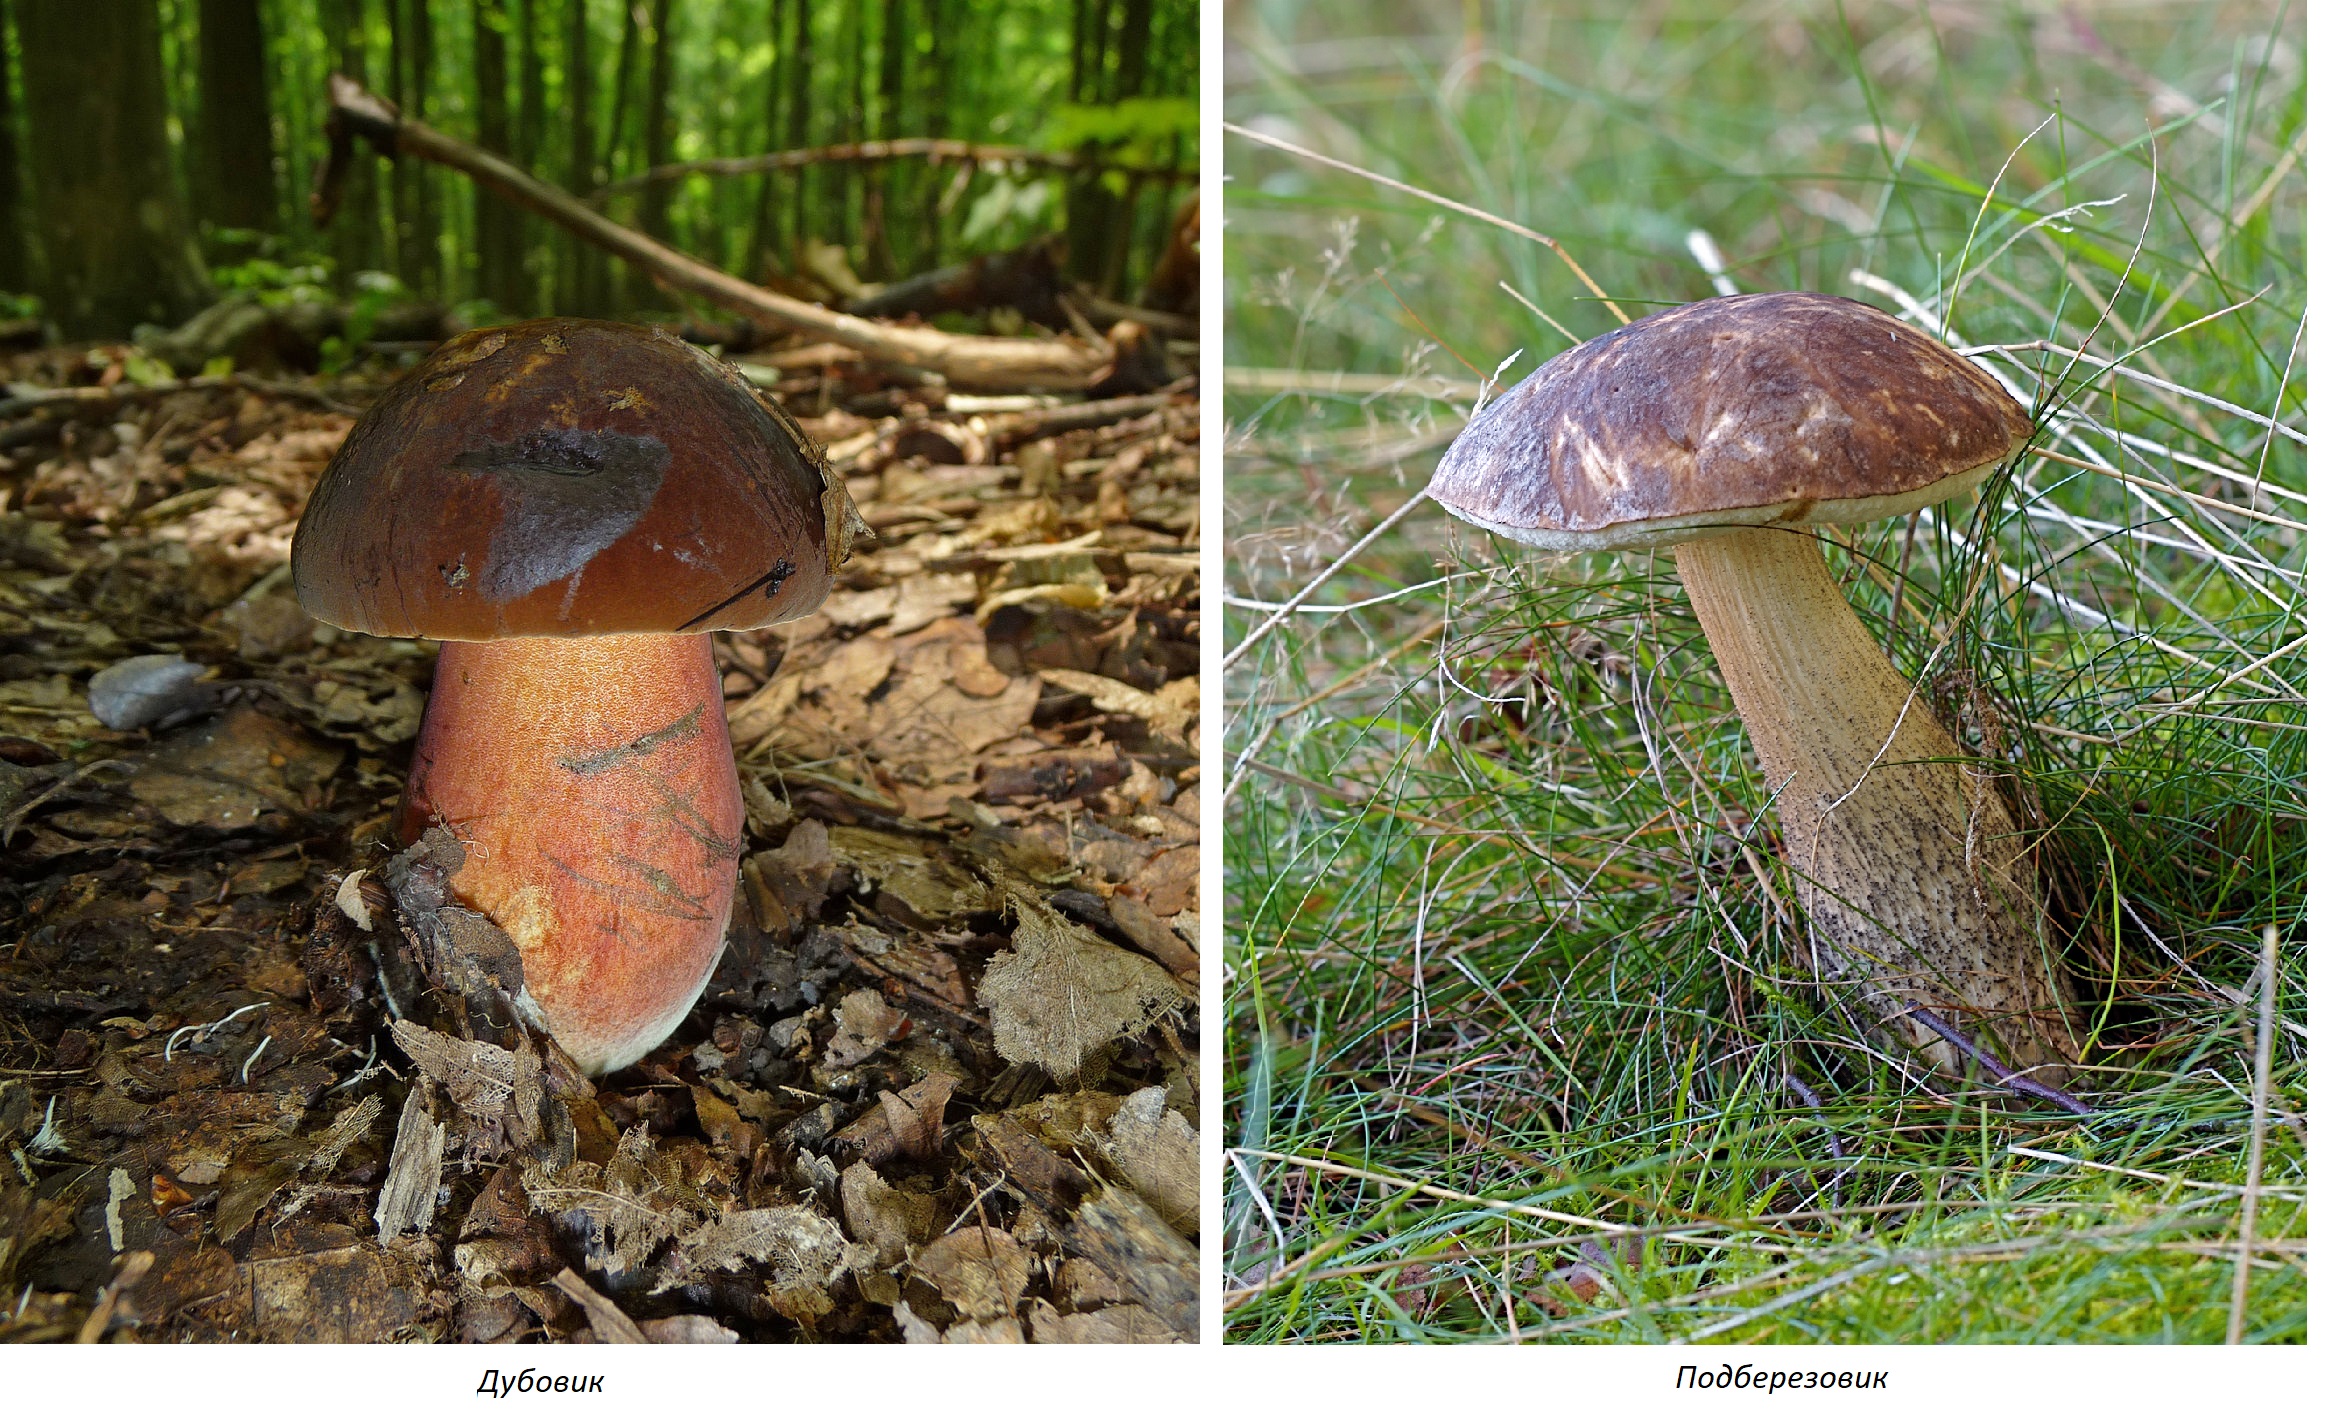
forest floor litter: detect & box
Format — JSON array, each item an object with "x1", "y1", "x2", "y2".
[{"x1": 0, "y1": 329, "x2": 1200, "y2": 1343}]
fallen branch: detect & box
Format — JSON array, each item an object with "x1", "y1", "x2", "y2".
[
  {"x1": 593, "y1": 137, "x2": 1195, "y2": 199},
  {"x1": 1074, "y1": 291, "x2": 1197, "y2": 343},
  {"x1": 0, "y1": 374, "x2": 364, "y2": 421},
  {"x1": 980, "y1": 387, "x2": 1192, "y2": 449},
  {"x1": 310, "y1": 74, "x2": 1116, "y2": 393},
  {"x1": 846, "y1": 235, "x2": 1071, "y2": 329}
]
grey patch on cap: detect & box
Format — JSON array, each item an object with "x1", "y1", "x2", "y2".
[{"x1": 451, "y1": 429, "x2": 671, "y2": 601}]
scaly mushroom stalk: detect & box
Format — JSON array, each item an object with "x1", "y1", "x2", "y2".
[
  {"x1": 1673, "y1": 528, "x2": 2079, "y2": 1084},
  {"x1": 399, "y1": 634, "x2": 742, "y2": 1076}
]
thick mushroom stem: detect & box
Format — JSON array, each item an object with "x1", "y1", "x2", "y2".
[
  {"x1": 400, "y1": 633, "x2": 744, "y2": 1075},
  {"x1": 1672, "y1": 526, "x2": 2082, "y2": 1085}
]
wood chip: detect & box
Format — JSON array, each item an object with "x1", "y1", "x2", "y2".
[{"x1": 374, "y1": 1085, "x2": 446, "y2": 1241}]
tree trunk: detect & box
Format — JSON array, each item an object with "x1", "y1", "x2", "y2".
[
  {"x1": 600, "y1": 1, "x2": 638, "y2": 204},
  {"x1": 0, "y1": 0, "x2": 27, "y2": 293},
  {"x1": 870, "y1": 0, "x2": 904, "y2": 277},
  {"x1": 513, "y1": 0, "x2": 544, "y2": 311},
  {"x1": 630, "y1": 0, "x2": 673, "y2": 307},
  {"x1": 559, "y1": 0, "x2": 601, "y2": 314},
  {"x1": 917, "y1": 0, "x2": 950, "y2": 268},
  {"x1": 17, "y1": 0, "x2": 205, "y2": 335},
  {"x1": 785, "y1": 0, "x2": 809, "y2": 254},
  {"x1": 195, "y1": 0, "x2": 278, "y2": 235},
  {"x1": 405, "y1": 0, "x2": 439, "y2": 296},
  {"x1": 1098, "y1": 0, "x2": 1154, "y2": 295},
  {"x1": 472, "y1": 0, "x2": 519, "y2": 308},
  {"x1": 1062, "y1": 0, "x2": 1111, "y2": 290},
  {"x1": 836, "y1": 0, "x2": 863, "y2": 252},
  {"x1": 391, "y1": 0, "x2": 439, "y2": 296},
  {"x1": 321, "y1": 3, "x2": 380, "y2": 282},
  {"x1": 749, "y1": 0, "x2": 786, "y2": 275}
]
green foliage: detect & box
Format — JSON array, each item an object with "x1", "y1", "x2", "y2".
[
  {"x1": 103, "y1": 0, "x2": 1195, "y2": 319},
  {"x1": 1046, "y1": 96, "x2": 1200, "y2": 159},
  {"x1": 317, "y1": 269, "x2": 412, "y2": 374},
  {"x1": 208, "y1": 256, "x2": 336, "y2": 307},
  {"x1": 960, "y1": 174, "x2": 1061, "y2": 249}
]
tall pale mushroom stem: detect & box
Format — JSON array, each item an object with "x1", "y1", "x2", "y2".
[{"x1": 1672, "y1": 527, "x2": 2082, "y2": 1087}]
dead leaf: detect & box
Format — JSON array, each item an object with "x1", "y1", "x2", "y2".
[
  {"x1": 739, "y1": 818, "x2": 837, "y2": 937},
  {"x1": 1036, "y1": 669, "x2": 1197, "y2": 740},
  {"x1": 1108, "y1": 893, "x2": 1199, "y2": 979},
  {"x1": 894, "y1": 1299, "x2": 943, "y2": 1343},
  {"x1": 807, "y1": 634, "x2": 896, "y2": 700},
  {"x1": 978, "y1": 905, "x2": 1189, "y2": 1079},
  {"x1": 823, "y1": 586, "x2": 899, "y2": 630},
  {"x1": 659, "y1": 1205, "x2": 849, "y2": 1291},
  {"x1": 390, "y1": 1020, "x2": 516, "y2": 1117},
  {"x1": 832, "y1": 1073, "x2": 955, "y2": 1167},
  {"x1": 240, "y1": 1230, "x2": 428, "y2": 1342},
  {"x1": 1068, "y1": 1184, "x2": 1197, "y2": 1340},
  {"x1": 522, "y1": 1127, "x2": 705, "y2": 1274},
  {"x1": 1027, "y1": 1298, "x2": 1182, "y2": 1343},
  {"x1": 824, "y1": 988, "x2": 907, "y2": 1069},
  {"x1": 1128, "y1": 845, "x2": 1200, "y2": 917},
  {"x1": 839, "y1": 1161, "x2": 936, "y2": 1267},
  {"x1": 642, "y1": 1315, "x2": 740, "y2": 1343},
  {"x1": 1100, "y1": 1087, "x2": 1197, "y2": 1238},
  {"x1": 914, "y1": 1226, "x2": 1028, "y2": 1320},
  {"x1": 552, "y1": 1266, "x2": 649, "y2": 1343},
  {"x1": 129, "y1": 706, "x2": 342, "y2": 832},
  {"x1": 860, "y1": 617, "x2": 1041, "y2": 769},
  {"x1": 890, "y1": 572, "x2": 978, "y2": 633}
]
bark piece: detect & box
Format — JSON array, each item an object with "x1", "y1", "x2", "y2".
[
  {"x1": 373, "y1": 1085, "x2": 446, "y2": 1241},
  {"x1": 1107, "y1": 893, "x2": 1199, "y2": 979},
  {"x1": 641, "y1": 1315, "x2": 740, "y2": 1344}
]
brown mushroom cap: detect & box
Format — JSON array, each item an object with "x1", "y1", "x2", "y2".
[
  {"x1": 293, "y1": 318, "x2": 838, "y2": 640},
  {"x1": 1427, "y1": 292, "x2": 2033, "y2": 551}
]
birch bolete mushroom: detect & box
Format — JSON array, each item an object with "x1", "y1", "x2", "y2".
[
  {"x1": 293, "y1": 318, "x2": 860, "y2": 1074},
  {"x1": 1428, "y1": 291, "x2": 2082, "y2": 1088}
]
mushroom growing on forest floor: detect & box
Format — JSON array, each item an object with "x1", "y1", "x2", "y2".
[
  {"x1": 293, "y1": 318, "x2": 862, "y2": 1074},
  {"x1": 1429, "y1": 291, "x2": 2086, "y2": 1101}
]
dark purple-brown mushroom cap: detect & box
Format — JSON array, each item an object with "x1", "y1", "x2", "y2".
[{"x1": 294, "y1": 318, "x2": 838, "y2": 640}]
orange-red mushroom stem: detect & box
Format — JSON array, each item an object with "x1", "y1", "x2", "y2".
[{"x1": 400, "y1": 633, "x2": 743, "y2": 1075}]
